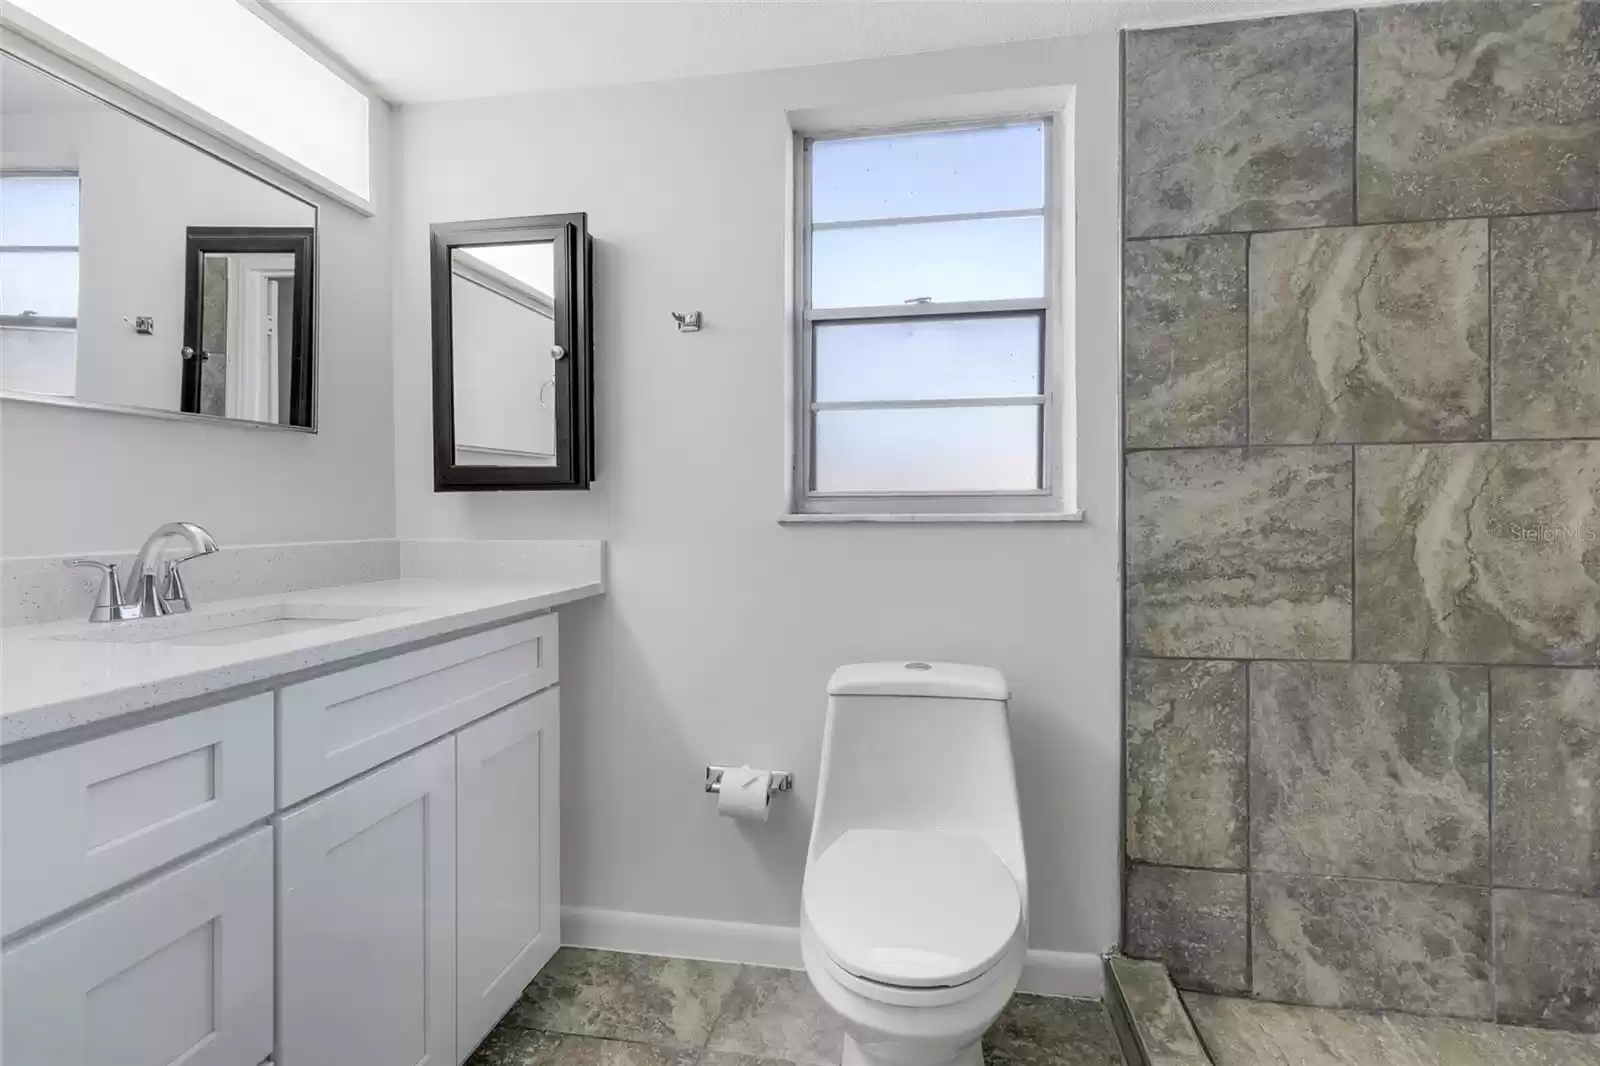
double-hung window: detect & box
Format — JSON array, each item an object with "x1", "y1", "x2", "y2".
[
  {"x1": 0, "y1": 172, "x2": 80, "y2": 396},
  {"x1": 793, "y1": 118, "x2": 1065, "y2": 518}
]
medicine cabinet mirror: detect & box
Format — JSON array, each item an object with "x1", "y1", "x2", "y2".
[
  {"x1": 0, "y1": 51, "x2": 319, "y2": 429},
  {"x1": 430, "y1": 213, "x2": 593, "y2": 490}
]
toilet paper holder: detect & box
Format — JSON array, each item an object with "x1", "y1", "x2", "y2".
[{"x1": 705, "y1": 765, "x2": 794, "y2": 797}]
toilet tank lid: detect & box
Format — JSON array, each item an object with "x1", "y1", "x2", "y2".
[{"x1": 827, "y1": 662, "x2": 1008, "y2": 701}]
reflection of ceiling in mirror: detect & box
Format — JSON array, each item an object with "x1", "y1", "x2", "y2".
[
  {"x1": 0, "y1": 57, "x2": 102, "y2": 115},
  {"x1": 455, "y1": 244, "x2": 554, "y2": 303}
]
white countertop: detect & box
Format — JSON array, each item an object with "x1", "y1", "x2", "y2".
[{"x1": 1, "y1": 576, "x2": 602, "y2": 751}]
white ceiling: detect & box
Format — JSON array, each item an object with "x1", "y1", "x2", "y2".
[{"x1": 267, "y1": 0, "x2": 1377, "y2": 105}]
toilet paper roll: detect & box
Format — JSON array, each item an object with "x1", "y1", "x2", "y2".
[{"x1": 717, "y1": 765, "x2": 772, "y2": 823}]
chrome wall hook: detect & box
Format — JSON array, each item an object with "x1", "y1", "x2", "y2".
[{"x1": 671, "y1": 310, "x2": 702, "y2": 333}]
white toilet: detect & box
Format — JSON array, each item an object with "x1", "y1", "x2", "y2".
[{"x1": 801, "y1": 662, "x2": 1027, "y2": 1066}]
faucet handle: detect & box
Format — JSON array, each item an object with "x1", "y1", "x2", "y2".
[
  {"x1": 65, "y1": 559, "x2": 138, "y2": 623},
  {"x1": 163, "y1": 559, "x2": 195, "y2": 614}
]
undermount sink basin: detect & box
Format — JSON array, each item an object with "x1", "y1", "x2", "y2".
[{"x1": 52, "y1": 602, "x2": 411, "y2": 647}]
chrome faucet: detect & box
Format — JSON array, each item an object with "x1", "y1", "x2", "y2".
[
  {"x1": 126, "y1": 522, "x2": 218, "y2": 616},
  {"x1": 66, "y1": 522, "x2": 219, "y2": 623}
]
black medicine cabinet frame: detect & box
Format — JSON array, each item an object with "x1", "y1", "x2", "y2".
[
  {"x1": 181, "y1": 226, "x2": 317, "y2": 427},
  {"x1": 429, "y1": 213, "x2": 594, "y2": 491}
]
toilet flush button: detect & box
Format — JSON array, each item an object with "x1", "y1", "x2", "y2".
[{"x1": 905, "y1": 662, "x2": 932, "y2": 671}]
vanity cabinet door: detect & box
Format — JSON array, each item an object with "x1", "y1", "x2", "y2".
[
  {"x1": 277, "y1": 737, "x2": 456, "y2": 1066},
  {"x1": 456, "y1": 688, "x2": 560, "y2": 1063},
  {"x1": 1, "y1": 827, "x2": 273, "y2": 1066}
]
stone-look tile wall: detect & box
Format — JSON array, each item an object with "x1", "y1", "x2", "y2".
[{"x1": 1120, "y1": 1, "x2": 1600, "y2": 1033}]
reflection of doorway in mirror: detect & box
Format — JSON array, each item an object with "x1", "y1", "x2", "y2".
[
  {"x1": 449, "y1": 243, "x2": 557, "y2": 466},
  {"x1": 197, "y1": 251, "x2": 296, "y2": 422}
]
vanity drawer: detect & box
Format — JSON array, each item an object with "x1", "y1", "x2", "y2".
[
  {"x1": 2, "y1": 826, "x2": 274, "y2": 1066},
  {"x1": 1, "y1": 694, "x2": 275, "y2": 937},
  {"x1": 277, "y1": 613, "x2": 556, "y2": 806}
]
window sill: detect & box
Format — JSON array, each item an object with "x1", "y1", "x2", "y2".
[{"x1": 779, "y1": 510, "x2": 1085, "y2": 525}]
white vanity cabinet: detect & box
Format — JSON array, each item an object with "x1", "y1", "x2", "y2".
[
  {"x1": 455, "y1": 689, "x2": 561, "y2": 1062},
  {"x1": 277, "y1": 737, "x2": 458, "y2": 1066},
  {"x1": 1, "y1": 610, "x2": 564, "y2": 1066}
]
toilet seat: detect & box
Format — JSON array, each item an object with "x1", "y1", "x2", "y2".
[{"x1": 802, "y1": 830, "x2": 1021, "y2": 990}]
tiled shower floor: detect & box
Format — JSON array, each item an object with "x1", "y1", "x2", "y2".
[
  {"x1": 1184, "y1": 993, "x2": 1600, "y2": 1066},
  {"x1": 466, "y1": 948, "x2": 1126, "y2": 1066}
]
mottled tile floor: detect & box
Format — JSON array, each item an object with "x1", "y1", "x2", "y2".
[
  {"x1": 468, "y1": 948, "x2": 1125, "y2": 1066},
  {"x1": 1185, "y1": 993, "x2": 1600, "y2": 1066}
]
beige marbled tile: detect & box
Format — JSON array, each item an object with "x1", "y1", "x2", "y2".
[
  {"x1": 984, "y1": 994, "x2": 1123, "y2": 1066},
  {"x1": 704, "y1": 967, "x2": 841, "y2": 1066},
  {"x1": 1250, "y1": 661, "x2": 1490, "y2": 884},
  {"x1": 1125, "y1": 11, "x2": 1354, "y2": 237},
  {"x1": 1252, "y1": 874, "x2": 1493, "y2": 1019},
  {"x1": 1496, "y1": 890, "x2": 1600, "y2": 1033},
  {"x1": 1493, "y1": 668, "x2": 1600, "y2": 895},
  {"x1": 1124, "y1": 235, "x2": 1248, "y2": 449},
  {"x1": 1184, "y1": 992, "x2": 1600, "y2": 1065},
  {"x1": 512, "y1": 949, "x2": 738, "y2": 1048},
  {"x1": 468, "y1": 1031, "x2": 697, "y2": 1066},
  {"x1": 1249, "y1": 221, "x2": 1488, "y2": 444},
  {"x1": 1354, "y1": 442, "x2": 1600, "y2": 665},
  {"x1": 1126, "y1": 864, "x2": 1249, "y2": 994},
  {"x1": 1357, "y1": 1, "x2": 1600, "y2": 223},
  {"x1": 1492, "y1": 212, "x2": 1600, "y2": 440},
  {"x1": 1126, "y1": 658, "x2": 1247, "y2": 869},
  {"x1": 1127, "y1": 446, "x2": 1353, "y2": 659}
]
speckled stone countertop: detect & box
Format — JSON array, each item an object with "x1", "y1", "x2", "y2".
[{"x1": 0, "y1": 576, "x2": 602, "y2": 753}]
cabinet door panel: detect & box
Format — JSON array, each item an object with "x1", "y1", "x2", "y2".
[
  {"x1": 456, "y1": 689, "x2": 560, "y2": 1062},
  {"x1": 1, "y1": 827, "x2": 273, "y2": 1066},
  {"x1": 277, "y1": 738, "x2": 456, "y2": 1066}
]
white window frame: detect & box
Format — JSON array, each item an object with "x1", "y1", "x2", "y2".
[
  {"x1": 0, "y1": 169, "x2": 80, "y2": 332},
  {"x1": 788, "y1": 114, "x2": 1072, "y2": 520}
]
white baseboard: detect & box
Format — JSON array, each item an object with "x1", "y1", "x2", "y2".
[{"x1": 561, "y1": 907, "x2": 1105, "y2": 999}]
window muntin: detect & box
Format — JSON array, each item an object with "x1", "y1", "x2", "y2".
[{"x1": 797, "y1": 118, "x2": 1058, "y2": 513}]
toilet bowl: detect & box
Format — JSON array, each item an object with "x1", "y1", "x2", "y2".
[{"x1": 801, "y1": 662, "x2": 1027, "y2": 1066}]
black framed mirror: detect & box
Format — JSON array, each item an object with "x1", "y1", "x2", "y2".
[
  {"x1": 181, "y1": 226, "x2": 316, "y2": 426},
  {"x1": 430, "y1": 213, "x2": 593, "y2": 491}
]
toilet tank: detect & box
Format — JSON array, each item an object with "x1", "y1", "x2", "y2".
[{"x1": 806, "y1": 662, "x2": 1023, "y2": 876}]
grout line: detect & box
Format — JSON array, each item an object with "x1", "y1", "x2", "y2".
[
  {"x1": 1350, "y1": 446, "x2": 1359, "y2": 660},
  {"x1": 1132, "y1": 860, "x2": 1600, "y2": 901},
  {"x1": 1125, "y1": 434, "x2": 1600, "y2": 454},
  {"x1": 1242, "y1": 661, "x2": 1254, "y2": 997},
  {"x1": 1127, "y1": 653, "x2": 1600, "y2": 672},
  {"x1": 1122, "y1": 205, "x2": 1600, "y2": 244},
  {"x1": 1350, "y1": 6, "x2": 1360, "y2": 226},
  {"x1": 1243, "y1": 232, "x2": 1252, "y2": 447},
  {"x1": 1487, "y1": 668, "x2": 1500, "y2": 1023}
]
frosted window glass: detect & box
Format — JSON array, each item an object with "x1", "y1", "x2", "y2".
[
  {"x1": 11, "y1": 0, "x2": 370, "y2": 201},
  {"x1": 0, "y1": 252, "x2": 78, "y2": 316},
  {"x1": 811, "y1": 216, "x2": 1044, "y2": 309},
  {"x1": 812, "y1": 124, "x2": 1045, "y2": 223},
  {"x1": 0, "y1": 176, "x2": 79, "y2": 245},
  {"x1": 815, "y1": 315, "x2": 1040, "y2": 403},
  {"x1": 814, "y1": 406, "x2": 1040, "y2": 493}
]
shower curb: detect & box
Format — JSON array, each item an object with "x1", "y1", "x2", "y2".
[{"x1": 1104, "y1": 955, "x2": 1214, "y2": 1066}]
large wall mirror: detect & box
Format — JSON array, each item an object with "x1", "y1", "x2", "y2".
[
  {"x1": 0, "y1": 52, "x2": 318, "y2": 429},
  {"x1": 430, "y1": 214, "x2": 593, "y2": 490}
]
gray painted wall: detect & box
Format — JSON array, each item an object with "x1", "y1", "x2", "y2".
[{"x1": 1120, "y1": 1, "x2": 1599, "y2": 1032}]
